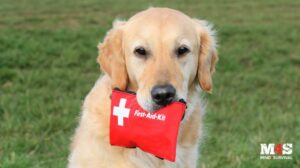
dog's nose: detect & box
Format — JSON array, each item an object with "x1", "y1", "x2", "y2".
[{"x1": 151, "y1": 85, "x2": 176, "y2": 106}]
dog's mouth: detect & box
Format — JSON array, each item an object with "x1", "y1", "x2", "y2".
[
  {"x1": 151, "y1": 104, "x2": 164, "y2": 112},
  {"x1": 152, "y1": 97, "x2": 181, "y2": 111},
  {"x1": 125, "y1": 87, "x2": 184, "y2": 112},
  {"x1": 138, "y1": 97, "x2": 183, "y2": 113}
]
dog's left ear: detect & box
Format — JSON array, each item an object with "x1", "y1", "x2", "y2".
[
  {"x1": 194, "y1": 19, "x2": 218, "y2": 93},
  {"x1": 97, "y1": 20, "x2": 128, "y2": 90}
]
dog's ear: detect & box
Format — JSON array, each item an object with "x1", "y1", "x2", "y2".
[
  {"x1": 194, "y1": 19, "x2": 218, "y2": 93},
  {"x1": 97, "y1": 20, "x2": 128, "y2": 90}
]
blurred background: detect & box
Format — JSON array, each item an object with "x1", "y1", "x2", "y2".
[{"x1": 0, "y1": 0, "x2": 299, "y2": 167}]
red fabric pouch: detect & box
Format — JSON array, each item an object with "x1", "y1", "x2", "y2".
[{"x1": 110, "y1": 89, "x2": 186, "y2": 162}]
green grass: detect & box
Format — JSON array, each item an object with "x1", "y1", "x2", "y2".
[{"x1": 0, "y1": 0, "x2": 299, "y2": 167}]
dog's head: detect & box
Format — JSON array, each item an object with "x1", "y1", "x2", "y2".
[{"x1": 98, "y1": 8, "x2": 218, "y2": 112}]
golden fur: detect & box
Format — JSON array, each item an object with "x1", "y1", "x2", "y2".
[{"x1": 68, "y1": 7, "x2": 218, "y2": 168}]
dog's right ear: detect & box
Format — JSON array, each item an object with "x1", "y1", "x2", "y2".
[
  {"x1": 97, "y1": 20, "x2": 128, "y2": 90},
  {"x1": 194, "y1": 19, "x2": 218, "y2": 93}
]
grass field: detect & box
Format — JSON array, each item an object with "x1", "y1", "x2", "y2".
[{"x1": 0, "y1": 0, "x2": 299, "y2": 167}]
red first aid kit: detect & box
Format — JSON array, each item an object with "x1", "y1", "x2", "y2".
[{"x1": 110, "y1": 89, "x2": 186, "y2": 162}]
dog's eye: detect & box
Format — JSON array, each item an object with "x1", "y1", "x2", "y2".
[
  {"x1": 134, "y1": 47, "x2": 147, "y2": 57},
  {"x1": 176, "y1": 46, "x2": 190, "y2": 57}
]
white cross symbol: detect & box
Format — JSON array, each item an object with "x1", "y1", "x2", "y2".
[{"x1": 113, "y1": 98, "x2": 130, "y2": 126}]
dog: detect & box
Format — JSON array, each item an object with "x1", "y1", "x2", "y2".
[{"x1": 68, "y1": 7, "x2": 218, "y2": 168}]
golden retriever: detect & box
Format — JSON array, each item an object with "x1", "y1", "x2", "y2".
[{"x1": 68, "y1": 7, "x2": 218, "y2": 168}]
